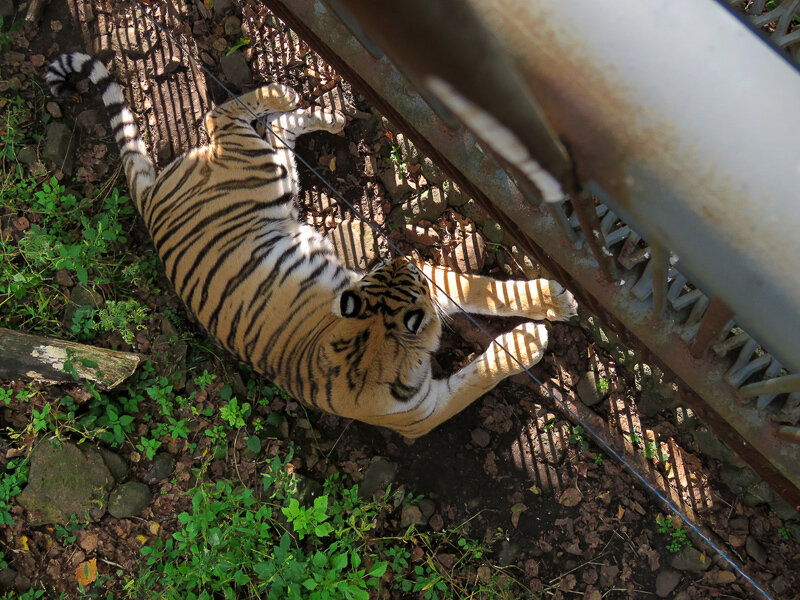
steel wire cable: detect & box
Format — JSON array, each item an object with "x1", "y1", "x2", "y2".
[{"x1": 118, "y1": 2, "x2": 776, "y2": 597}]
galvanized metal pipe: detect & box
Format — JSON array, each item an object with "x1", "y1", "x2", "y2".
[{"x1": 465, "y1": 0, "x2": 800, "y2": 374}]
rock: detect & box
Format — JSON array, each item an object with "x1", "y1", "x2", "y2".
[
  {"x1": 71, "y1": 284, "x2": 105, "y2": 308},
  {"x1": 42, "y1": 122, "x2": 76, "y2": 176},
  {"x1": 442, "y1": 180, "x2": 466, "y2": 206},
  {"x1": 363, "y1": 155, "x2": 378, "y2": 177},
  {"x1": 220, "y1": 52, "x2": 251, "y2": 89},
  {"x1": 443, "y1": 227, "x2": 486, "y2": 273},
  {"x1": 771, "y1": 498, "x2": 799, "y2": 520},
  {"x1": 418, "y1": 498, "x2": 436, "y2": 520},
  {"x1": 715, "y1": 570, "x2": 737, "y2": 585},
  {"x1": 413, "y1": 188, "x2": 447, "y2": 221},
  {"x1": 330, "y1": 219, "x2": 380, "y2": 270},
  {"x1": 17, "y1": 441, "x2": 113, "y2": 525},
  {"x1": 471, "y1": 428, "x2": 491, "y2": 448},
  {"x1": 655, "y1": 569, "x2": 681, "y2": 598},
  {"x1": 402, "y1": 224, "x2": 440, "y2": 246},
  {"x1": 381, "y1": 166, "x2": 413, "y2": 200},
  {"x1": 393, "y1": 133, "x2": 420, "y2": 165},
  {"x1": 46, "y1": 102, "x2": 62, "y2": 119},
  {"x1": 669, "y1": 547, "x2": 711, "y2": 572},
  {"x1": 483, "y1": 219, "x2": 504, "y2": 244},
  {"x1": 76, "y1": 109, "x2": 101, "y2": 131},
  {"x1": 745, "y1": 536, "x2": 767, "y2": 565},
  {"x1": 719, "y1": 465, "x2": 759, "y2": 495},
  {"x1": 497, "y1": 540, "x2": 520, "y2": 567},
  {"x1": 576, "y1": 371, "x2": 603, "y2": 407},
  {"x1": 212, "y1": 0, "x2": 234, "y2": 17},
  {"x1": 400, "y1": 504, "x2": 427, "y2": 528},
  {"x1": 16, "y1": 146, "x2": 37, "y2": 164},
  {"x1": 743, "y1": 481, "x2": 775, "y2": 507},
  {"x1": 693, "y1": 426, "x2": 735, "y2": 464},
  {"x1": 223, "y1": 15, "x2": 241, "y2": 36},
  {"x1": 108, "y1": 482, "x2": 152, "y2": 518},
  {"x1": 293, "y1": 475, "x2": 324, "y2": 503},
  {"x1": 358, "y1": 457, "x2": 397, "y2": 500},
  {"x1": 637, "y1": 390, "x2": 664, "y2": 417},
  {"x1": 419, "y1": 157, "x2": 443, "y2": 186},
  {"x1": 507, "y1": 243, "x2": 541, "y2": 279},
  {"x1": 0, "y1": 0, "x2": 14, "y2": 20},
  {"x1": 155, "y1": 139, "x2": 172, "y2": 164},
  {"x1": 0, "y1": 566, "x2": 16, "y2": 591},
  {"x1": 98, "y1": 448, "x2": 127, "y2": 481},
  {"x1": 144, "y1": 453, "x2": 174, "y2": 483}
]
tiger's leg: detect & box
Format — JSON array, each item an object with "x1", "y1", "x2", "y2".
[
  {"x1": 420, "y1": 263, "x2": 577, "y2": 321},
  {"x1": 264, "y1": 106, "x2": 347, "y2": 197},
  {"x1": 397, "y1": 322, "x2": 548, "y2": 438},
  {"x1": 203, "y1": 84, "x2": 300, "y2": 149}
]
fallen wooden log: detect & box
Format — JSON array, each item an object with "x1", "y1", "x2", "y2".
[{"x1": 0, "y1": 327, "x2": 141, "y2": 389}]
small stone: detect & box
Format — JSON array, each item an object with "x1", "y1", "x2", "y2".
[
  {"x1": 330, "y1": 219, "x2": 380, "y2": 270},
  {"x1": 212, "y1": 0, "x2": 234, "y2": 17},
  {"x1": 402, "y1": 224, "x2": 440, "y2": 246},
  {"x1": 0, "y1": 0, "x2": 14, "y2": 20},
  {"x1": 42, "y1": 122, "x2": 76, "y2": 176},
  {"x1": 107, "y1": 482, "x2": 152, "y2": 518},
  {"x1": 400, "y1": 504, "x2": 427, "y2": 528},
  {"x1": 637, "y1": 390, "x2": 664, "y2": 417},
  {"x1": 771, "y1": 498, "x2": 799, "y2": 520},
  {"x1": 163, "y1": 59, "x2": 182, "y2": 75},
  {"x1": 715, "y1": 570, "x2": 737, "y2": 585},
  {"x1": 381, "y1": 166, "x2": 413, "y2": 199},
  {"x1": 98, "y1": 448, "x2": 127, "y2": 481},
  {"x1": 743, "y1": 481, "x2": 775, "y2": 507},
  {"x1": 471, "y1": 428, "x2": 491, "y2": 448},
  {"x1": 223, "y1": 15, "x2": 241, "y2": 36},
  {"x1": 200, "y1": 51, "x2": 215, "y2": 67},
  {"x1": 363, "y1": 155, "x2": 378, "y2": 177},
  {"x1": 155, "y1": 139, "x2": 172, "y2": 164},
  {"x1": 420, "y1": 157, "x2": 443, "y2": 185},
  {"x1": 483, "y1": 219, "x2": 504, "y2": 244},
  {"x1": 576, "y1": 371, "x2": 603, "y2": 407},
  {"x1": 71, "y1": 284, "x2": 105, "y2": 308},
  {"x1": 358, "y1": 457, "x2": 396, "y2": 500},
  {"x1": 418, "y1": 498, "x2": 436, "y2": 520},
  {"x1": 693, "y1": 426, "x2": 734, "y2": 463},
  {"x1": 16, "y1": 146, "x2": 38, "y2": 164},
  {"x1": 293, "y1": 476, "x2": 323, "y2": 503},
  {"x1": 669, "y1": 547, "x2": 711, "y2": 572},
  {"x1": 442, "y1": 180, "x2": 466, "y2": 206},
  {"x1": 507, "y1": 243, "x2": 541, "y2": 279},
  {"x1": 220, "y1": 52, "x2": 251, "y2": 89},
  {"x1": 45, "y1": 102, "x2": 62, "y2": 119},
  {"x1": 0, "y1": 566, "x2": 16, "y2": 590},
  {"x1": 144, "y1": 453, "x2": 174, "y2": 483},
  {"x1": 744, "y1": 536, "x2": 767, "y2": 565},
  {"x1": 719, "y1": 465, "x2": 759, "y2": 495},
  {"x1": 443, "y1": 227, "x2": 486, "y2": 273},
  {"x1": 76, "y1": 109, "x2": 101, "y2": 131},
  {"x1": 497, "y1": 540, "x2": 520, "y2": 567},
  {"x1": 655, "y1": 569, "x2": 681, "y2": 598}
]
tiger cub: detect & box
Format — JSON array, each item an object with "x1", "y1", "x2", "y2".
[{"x1": 46, "y1": 52, "x2": 577, "y2": 438}]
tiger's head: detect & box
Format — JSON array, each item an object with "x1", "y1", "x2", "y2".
[{"x1": 332, "y1": 258, "x2": 441, "y2": 354}]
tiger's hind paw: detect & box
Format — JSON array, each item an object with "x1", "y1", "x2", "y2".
[{"x1": 544, "y1": 283, "x2": 578, "y2": 322}]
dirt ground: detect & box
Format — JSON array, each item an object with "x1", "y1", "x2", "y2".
[{"x1": 0, "y1": 1, "x2": 799, "y2": 598}]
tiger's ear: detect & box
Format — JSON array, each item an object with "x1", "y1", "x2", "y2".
[{"x1": 337, "y1": 290, "x2": 362, "y2": 318}]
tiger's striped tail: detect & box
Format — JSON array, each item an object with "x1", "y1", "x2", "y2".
[{"x1": 45, "y1": 52, "x2": 156, "y2": 209}]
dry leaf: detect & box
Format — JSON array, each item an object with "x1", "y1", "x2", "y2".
[
  {"x1": 75, "y1": 558, "x2": 98, "y2": 586},
  {"x1": 616, "y1": 505, "x2": 626, "y2": 519},
  {"x1": 328, "y1": 156, "x2": 337, "y2": 172},
  {"x1": 558, "y1": 488, "x2": 582, "y2": 507},
  {"x1": 510, "y1": 502, "x2": 528, "y2": 527}
]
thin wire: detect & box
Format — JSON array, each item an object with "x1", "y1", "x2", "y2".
[{"x1": 126, "y1": 2, "x2": 773, "y2": 597}]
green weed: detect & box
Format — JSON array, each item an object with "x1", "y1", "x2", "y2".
[{"x1": 656, "y1": 515, "x2": 691, "y2": 553}]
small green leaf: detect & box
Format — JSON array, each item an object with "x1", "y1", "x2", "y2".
[
  {"x1": 368, "y1": 561, "x2": 388, "y2": 578},
  {"x1": 246, "y1": 436, "x2": 262, "y2": 454}
]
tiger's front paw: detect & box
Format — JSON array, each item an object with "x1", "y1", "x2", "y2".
[{"x1": 486, "y1": 322, "x2": 548, "y2": 375}]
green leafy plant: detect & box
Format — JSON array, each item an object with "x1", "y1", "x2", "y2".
[
  {"x1": 226, "y1": 37, "x2": 250, "y2": 55},
  {"x1": 596, "y1": 377, "x2": 610, "y2": 395},
  {"x1": 656, "y1": 515, "x2": 691, "y2": 553}
]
